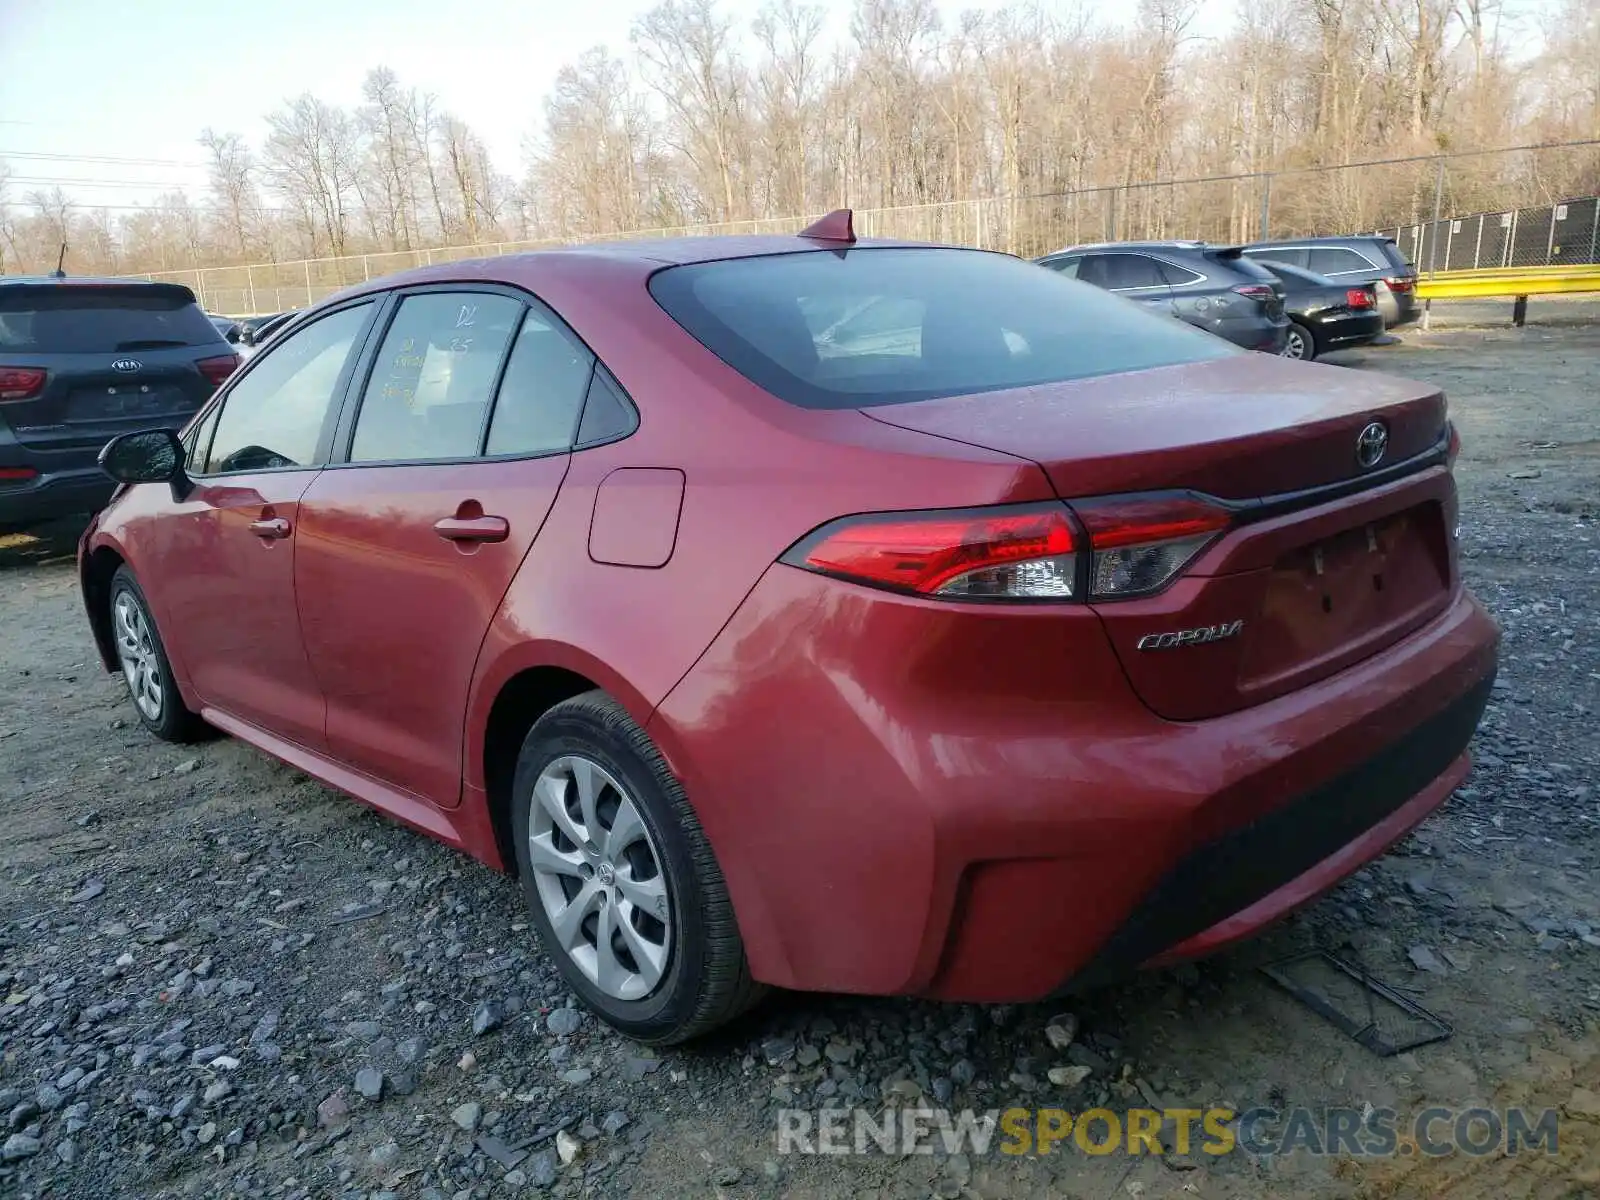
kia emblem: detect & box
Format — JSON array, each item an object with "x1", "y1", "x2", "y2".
[
  {"x1": 1355, "y1": 421, "x2": 1388, "y2": 469},
  {"x1": 111, "y1": 359, "x2": 142, "y2": 373}
]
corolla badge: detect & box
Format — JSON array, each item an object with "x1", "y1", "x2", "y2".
[
  {"x1": 111, "y1": 359, "x2": 142, "y2": 373},
  {"x1": 1356, "y1": 421, "x2": 1388, "y2": 469},
  {"x1": 1135, "y1": 620, "x2": 1244, "y2": 651}
]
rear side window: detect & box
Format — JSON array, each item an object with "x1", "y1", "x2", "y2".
[
  {"x1": 576, "y1": 365, "x2": 638, "y2": 447},
  {"x1": 1377, "y1": 239, "x2": 1414, "y2": 270},
  {"x1": 1306, "y1": 247, "x2": 1375, "y2": 275},
  {"x1": 484, "y1": 306, "x2": 595, "y2": 457},
  {"x1": 649, "y1": 248, "x2": 1237, "y2": 410},
  {"x1": 1098, "y1": 254, "x2": 1169, "y2": 290},
  {"x1": 0, "y1": 286, "x2": 221, "y2": 353},
  {"x1": 349, "y1": 292, "x2": 522, "y2": 464},
  {"x1": 1217, "y1": 253, "x2": 1277, "y2": 283},
  {"x1": 1246, "y1": 246, "x2": 1308, "y2": 268}
]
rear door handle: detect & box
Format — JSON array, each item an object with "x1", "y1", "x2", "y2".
[
  {"x1": 249, "y1": 517, "x2": 291, "y2": 540},
  {"x1": 434, "y1": 514, "x2": 510, "y2": 544}
]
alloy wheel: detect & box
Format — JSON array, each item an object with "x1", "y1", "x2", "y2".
[
  {"x1": 1283, "y1": 327, "x2": 1310, "y2": 360},
  {"x1": 113, "y1": 592, "x2": 164, "y2": 721},
  {"x1": 527, "y1": 755, "x2": 672, "y2": 1001}
]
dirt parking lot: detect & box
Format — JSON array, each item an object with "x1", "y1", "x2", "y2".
[{"x1": 2, "y1": 309, "x2": 1598, "y2": 1199}]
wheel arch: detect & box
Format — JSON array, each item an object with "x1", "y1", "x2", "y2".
[
  {"x1": 81, "y1": 543, "x2": 128, "y2": 672},
  {"x1": 478, "y1": 662, "x2": 607, "y2": 875}
]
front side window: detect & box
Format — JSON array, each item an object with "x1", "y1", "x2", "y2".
[
  {"x1": 182, "y1": 402, "x2": 221, "y2": 468},
  {"x1": 649, "y1": 247, "x2": 1237, "y2": 410},
  {"x1": 203, "y1": 302, "x2": 372, "y2": 474},
  {"x1": 1039, "y1": 256, "x2": 1083, "y2": 278},
  {"x1": 350, "y1": 292, "x2": 523, "y2": 464}
]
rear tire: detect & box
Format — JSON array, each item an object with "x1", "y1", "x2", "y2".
[
  {"x1": 511, "y1": 690, "x2": 764, "y2": 1044},
  {"x1": 1283, "y1": 322, "x2": 1317, "y2": 361},
  {"x1": 108, "y1": 567, "x2": 212, "y2": 743}
]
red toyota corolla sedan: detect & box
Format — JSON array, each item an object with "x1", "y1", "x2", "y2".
[{"x1": 78, "y1": 213, "x2": 1498, "y2": 1043}]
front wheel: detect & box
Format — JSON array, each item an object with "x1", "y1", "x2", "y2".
[
  {"x1": 510, "y1": 691, "x2": 764, "y2": 1044},
  {"x1": 1282, "y1": 322, "x2": 1317, "y2": 361},
  {"x1": 108, "y1": 567, "x2": 211, "y2": 742}
]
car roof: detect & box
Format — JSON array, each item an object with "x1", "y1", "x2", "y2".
[
  {"x1": 1250, "y1": 234, "x2": 1395, "y2": 246},
  {"x1": 1042, "y1": 240, "x2": 1222, "y2": 256},
  {"x1": 319, "y1": 232, "x2": 949, "y2": 316},
  {"x1": 0, "y1": 274, "x2": 194, "y2": 289}
]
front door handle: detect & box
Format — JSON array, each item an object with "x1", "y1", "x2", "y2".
[
  {"x1": 249, "y1": 517, "x2": 291, "y2": 540},
  {"x1": 434, "y1": 514, "x2": 510, "y2": 544}
]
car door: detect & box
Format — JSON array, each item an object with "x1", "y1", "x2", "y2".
[
  {"x1": 293, "y1": 286, "x2": 598, "y2": 807},
  {"x1": 149, "y1": 298, "x2": 378, "y2": 749}
]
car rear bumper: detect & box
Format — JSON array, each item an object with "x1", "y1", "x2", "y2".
[
  {"x1": 652, "y1": 569, "x2": 1499, "y2": 1000},
  {"x1": 1314, "y1": 309, "x2": 1386, "y2": 350},
  {"x1": 1191, "y1": 314, "x2": 1289, "y2": 354},
  {"x1": 1060, "y1": 670, "x2": 1488, "y2": 991},
  {"x1": 1385, "y1": 286, "x2": 1421, "y2": 328},
  {"x1": 0, "y1": 464, "x2": 115, "y2": 528}
]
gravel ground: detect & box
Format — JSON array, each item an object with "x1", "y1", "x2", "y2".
[{"x1": 2, "y1": 309, "x2": 1598, "y2": 1199}]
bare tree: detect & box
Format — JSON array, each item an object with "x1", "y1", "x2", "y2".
[
  {"x1": 360, "y1": 67, "x2": 421, "y2": 250},
  {"x1": 754, "y1": 0, "x2": 825, "y2": 214},
  {"x1": 263, "y1": 94, "x2": 362, "y2": 257},
  {"x1": 633, "y1": 0, "x2": 751, "y2": 222},
  {"x1": 8, "y1": 4, "x2": 1600, "y2": 277},
  {"x1": 201, "y1": 129, "x2": 260, "y2": 258}
]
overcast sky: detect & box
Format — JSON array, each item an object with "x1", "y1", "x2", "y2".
[
  {"x1": 0, "y1": 0, "x2": 1558, "y2": 214},
  {"x1": 0, "y1": 0, "x2": 1256, "y2": 211}
]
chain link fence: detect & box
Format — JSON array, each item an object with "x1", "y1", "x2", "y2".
[{"x1": 140, "y1": 140, "x2": 1600, "y2": 316}]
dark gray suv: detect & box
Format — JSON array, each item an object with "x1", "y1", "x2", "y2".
[
  {"x1": 1035, "y1": 241, "x2": 1290, "y2": 354},
  {"x1": 1241, "y1": 235, "x2": 1419, "y2": 329},
  {"x1": 0, "y1": 277, "x2": 237, "y2": 531}
]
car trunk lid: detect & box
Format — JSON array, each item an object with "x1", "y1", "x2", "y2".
[
  {"x1": 864, "y1": 354, "x2": 1456, "y2": 718},
  {"x1": 863, "y1": 353, "x2": 1446, "y2": 500}
]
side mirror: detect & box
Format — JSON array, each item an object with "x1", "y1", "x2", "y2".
[
  {"x1": 241, "y1": 328, "x2": 256, "y2": 346},
  {"x1": 99, "y1": 428, "x2": 187, "y2": 489}
]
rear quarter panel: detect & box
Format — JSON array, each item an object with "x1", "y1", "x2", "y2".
[{"x1": 461, "y1": 261, "x2": 1053, "y2": 791}]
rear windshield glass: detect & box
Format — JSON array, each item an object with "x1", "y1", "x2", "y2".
[
  {"x1": 0, "y1": 287, "x2": 220, "y2": 353},
  {"x1": 1213, "y1": 252, "x2": 1276, "y2": 283},
  {"x1": 648, "y1": 247, "x2": 1239, "y2": 409}
]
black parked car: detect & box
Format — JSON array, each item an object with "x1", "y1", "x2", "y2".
[
  {"x1": 1241, "y1": 235, "x2": 1418, "y2": 329},
  {"x1": 1250, "y1": 261, "x2": 1384, "y2": 361},
  {"x1": 1035, "y1": 241, "x2": 1289, "y2": 354},
  {"x1": 241, "y1": 309, "x2": 296, "y2": 348},
  {"x1": 0, "y1": 277, "x2": 238, "y2": 531},
  {"x1": 208, "y1": 314, "x2": 245, "y2": 344}
]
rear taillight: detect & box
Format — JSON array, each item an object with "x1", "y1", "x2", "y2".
[
  {"x1": 1346, "y1": 288, "x2": 1374, "y2": 309},
  {"x1": 1385, "y1": 277, "x2": 1414, "y2": 293},
  {"x1": 782, "y1": 504, "x2": 1079, "y2": 600},
  {"x1": 196, "y1": 353, "x2": 239, "y2": 388},
  {"x1": 1447, "y1": 421, "x2": 1461, "y2": 468},
  {"x1": 0, "y1": 366, "x2": 47, "y2": 401},
  {"x1": 783, "y1": 493, "x2": 1235, "y2": 604},
  {"x1": 1233, "y1": 285, "x2": 1274, "y2": 304},
  {"x1": 0, "y1": 466, "x2": 38, "y2": 482},
  {"x1": 1069, "y1": 493, "x2": 1234, "y2": 598}
]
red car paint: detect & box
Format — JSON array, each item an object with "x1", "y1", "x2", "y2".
[{"x1": 79, "y1": 231, "x2": 1498, "y2": 1005}]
